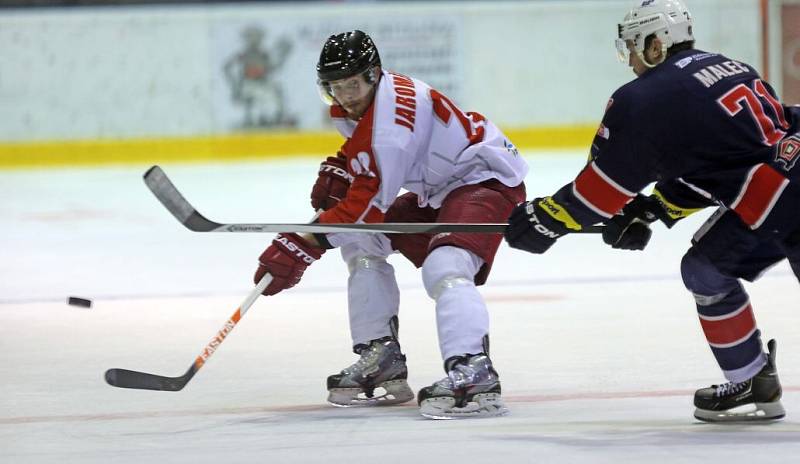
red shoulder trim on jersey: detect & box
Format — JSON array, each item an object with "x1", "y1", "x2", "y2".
[
  {"x1": 571, "y1": 162, "x2": 635, "y2": 218},
  {"x1": 318, "y1": 175, "x2": 385, "y2": 224},
  {"x1": 319, "y1": 103, "x2": 384, "y2": 225},
  {"x1": 699, "y1": 302, "x2": 756, "y2": 348},
  {"x1": 730, "y1": 163, "x2": 788, "y2": 229}
]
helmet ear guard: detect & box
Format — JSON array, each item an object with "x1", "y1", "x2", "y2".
[
  {"x1": 363, "y1": 66, "x2": 379, "y2": 85},
  {"x1": 616, "y1": 0, "x2": 693, "y2": 66}
]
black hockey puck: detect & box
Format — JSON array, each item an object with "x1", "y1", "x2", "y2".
[{"x1": 68, "y1": 296, "x2": 92, "y2": 308}]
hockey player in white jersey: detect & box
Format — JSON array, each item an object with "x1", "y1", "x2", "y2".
[{"x1": 252, "y1": 30, "x2": 528, "y2": 419}]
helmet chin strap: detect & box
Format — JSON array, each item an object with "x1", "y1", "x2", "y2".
[{"x1": 638, "y1": 43, "x2": 668, "y2": 69}]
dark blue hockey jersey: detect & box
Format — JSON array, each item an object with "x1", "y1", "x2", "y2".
[{"x1": 551, "y1": 49, "x2": 800, "y2": 236}]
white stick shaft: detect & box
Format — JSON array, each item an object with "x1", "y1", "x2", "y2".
[{"x1": 239, "y1": 274, "x2": 272, "y2": 318}]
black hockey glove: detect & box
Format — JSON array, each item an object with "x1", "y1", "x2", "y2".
[
  {"x1": 505, "y1": 198, "x2": 572, "y2": 254},
  {"x1": 602, "y1": 194, "x2": 670, "y2": 250}
]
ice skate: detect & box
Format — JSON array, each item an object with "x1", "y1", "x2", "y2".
[
  {"x1": 417, "y1": 353, "x2": 508, "y2": 420},
  {"x1": 327, "y1": 336, "x2": 414, "y2": 407},
  {"x1": 694, "y1": 339, "x2": 785, "y2": 422}
]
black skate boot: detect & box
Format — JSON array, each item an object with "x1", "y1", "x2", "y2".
[
  {"x1": 417, "y1": 353, "x2": 508, "y2": 419},
  {"x1": 694, "y1": 339, "x2": 785, "y2": 422},
  {"x1": 326, "y1": 336, "x2": 414, "y2": 407}
]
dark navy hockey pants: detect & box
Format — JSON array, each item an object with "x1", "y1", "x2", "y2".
[{"x1": 681, "y1": 207, "x2": 800, "y2": 382}]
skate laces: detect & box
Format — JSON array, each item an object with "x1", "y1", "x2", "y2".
[
  {"x1": 442, "y1": 355, "x2": 494, "y2": 389},
  {"x1": 348, "y1": 339, "x2": 396, "y2": 375},
  {"x1": 715, "y1": 381, "x2": 749, "y2": 397},
  {"x1": 448, "y1": 363, "x2": 478, "y2": 389},
  {"x1": 430, "y1": 363, "x2": 472, "y2": 390},
  {"x1": 350, "y1": 343, "x2": 381, "y2": 371}
]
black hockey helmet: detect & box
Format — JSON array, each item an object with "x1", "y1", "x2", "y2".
[{"x1": 316, "y1": 30, "x2": 381, "y2": 83}]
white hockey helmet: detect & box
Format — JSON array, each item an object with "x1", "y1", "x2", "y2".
[{"x1": 616, "y1": 0, "x2": 694, "y2": 65}]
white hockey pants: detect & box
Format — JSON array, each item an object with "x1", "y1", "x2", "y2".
[{"x1": 341, "y1": 235, "x2": 489, "y2": 361}]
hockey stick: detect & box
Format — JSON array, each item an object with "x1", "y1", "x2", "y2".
[
  {"x1": 104, "y1": 274, "x2": 272, "y2": 391},
  {"x1": 144, "y1": 165, "x2": 604, "y2": 234}
]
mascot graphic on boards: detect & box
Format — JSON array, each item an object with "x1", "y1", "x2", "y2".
[{"x1": 224, "y1": 26, "x2": 297, "y2": 129}]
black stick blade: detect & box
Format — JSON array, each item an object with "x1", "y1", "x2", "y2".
[{"x1": 105, "y1": 368, "x2": 191, "y2": 392}]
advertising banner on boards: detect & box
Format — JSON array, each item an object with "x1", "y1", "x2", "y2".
[
  {"x1": 210, "y1": 16, "x2": 464, "y2": 132},
  {"x1": 782, "y1": 3, "x2": 800, "y2": 104}
]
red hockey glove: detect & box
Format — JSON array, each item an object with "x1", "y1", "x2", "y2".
[
  {"x1": 310, "y1": 155, "x2": 352, "y2": 211},
  {"x1": 254, "y1": 233, "x2": 324, "y2": 296}
]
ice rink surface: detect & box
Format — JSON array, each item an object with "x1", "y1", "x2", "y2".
[{"x1": 2, "y1": 152, "x2": 799, "y2": 463}]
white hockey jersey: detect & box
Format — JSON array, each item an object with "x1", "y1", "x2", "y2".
[{"x1": 318, "y1": 70, "x2": 528, "y2": 225}]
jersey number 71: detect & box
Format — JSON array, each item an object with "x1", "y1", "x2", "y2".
[{"x1": 717, "y1": 78, "x2": 790, "y2": 146}]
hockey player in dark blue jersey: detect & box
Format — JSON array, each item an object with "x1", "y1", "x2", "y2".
[{"x1": 505, "y1": 0, "x2": 800, "y2": 422}]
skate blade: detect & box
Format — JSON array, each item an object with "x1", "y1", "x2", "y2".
[
  {"x1": 694, "y1": 401, "x2": 786, "y2": 423},
  {"x1": 327, "y1": 379, "x2": 415, "y2": 408},
  {"x1": 419, "y1": 393, "x2": 509, "y2": 420}
]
